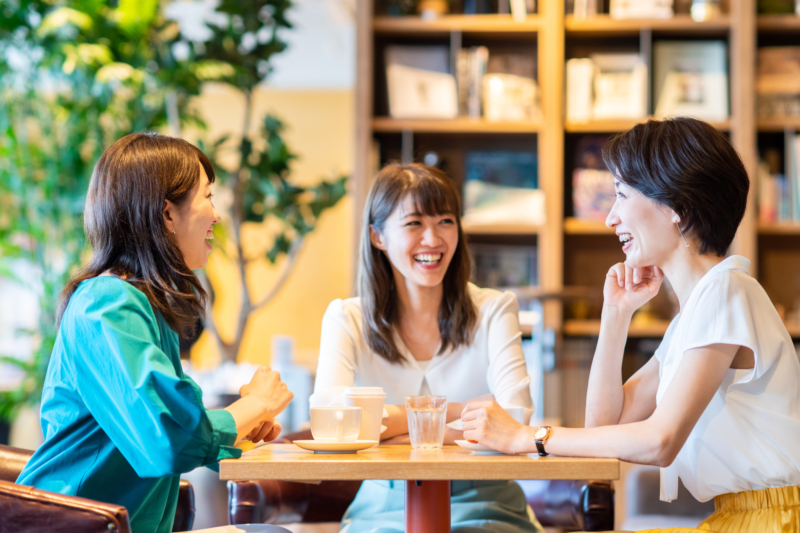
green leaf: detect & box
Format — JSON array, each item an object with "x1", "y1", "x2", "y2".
[
  {"x1": 115, "y1": 0, "x2": 159, "y2": 38},
  {"x1": 37, "y1": 8, "x2": 93, "y2": 37}
]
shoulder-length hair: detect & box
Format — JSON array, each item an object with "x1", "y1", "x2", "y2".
[
  {"x1": 359, "y1": 163, "x2": 477, "y2": 364},
  {"x1": 57, "y1": 132, "x2": 216, "y2": 338}
]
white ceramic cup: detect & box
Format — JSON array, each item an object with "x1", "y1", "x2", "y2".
[
  {"x1": 343, "y1": 387, "x2": 386, "y2": 442},
  {"x1": 310, "y1": 406, "x2": 362, "y2": 442},
  {"x1": 500, "y1": 405, "x2": 525, "y2": 425}
]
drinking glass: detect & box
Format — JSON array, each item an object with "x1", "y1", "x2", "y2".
[{"x1": 405, "y1": 395, "x2": 447, "y2": 450}]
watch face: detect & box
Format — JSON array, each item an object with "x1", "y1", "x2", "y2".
[{"x1": 534, "y1": 427, "x2": 547, "y2": 440}]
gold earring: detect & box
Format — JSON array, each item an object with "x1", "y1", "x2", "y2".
[{"x1": 676, "y1": 223, "x2": 689, "y2": 248}]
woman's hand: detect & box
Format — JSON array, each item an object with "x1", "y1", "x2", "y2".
[
  {"x1": 461, "y1": 400, "x2": 530, "y2": 455},
  {"x1": 447, "y1": 393, "x2": 494, "y2": 422},
  {"x1": 239, "y1": 366, "x2": 294, "y2": 419},
  {"x1": 603, "y1": 262, "x2": 664, "y2": 316},
  {"x1": 246, "y1": 419, "x2": 283, "y2": 443}
]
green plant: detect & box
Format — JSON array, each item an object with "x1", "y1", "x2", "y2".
[{"x1": 0, "y1": 0, "x2": 347, "y2": 420}]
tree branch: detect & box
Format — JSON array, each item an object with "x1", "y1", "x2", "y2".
[{"x1": 251, "y1": 237, "x2": 304, "y2": 311}]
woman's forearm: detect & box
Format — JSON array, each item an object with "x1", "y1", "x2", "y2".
[
  {"x1": 225, "y1": 396, "x2": 279, "y2": 442},
  {"x1": 381, "y1": 404, "x2": 410, "y2": 439},
  {"x1": 523, "y1": 421, "x2": 673, "y2": 466},
  {"x1": 584, "y1": 306, "x2": 632, "y2": 428}
]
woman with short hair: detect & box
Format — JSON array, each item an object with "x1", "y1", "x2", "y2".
[
  {"x1": 314, "y1": 163, "x2": 543, "y2": 533},
  {"x1": 17, "y1": 133, "x2": 294, "y2": 533},
  {"x1": 463, "y1": 117, "x2": 800, "y2": 532}
]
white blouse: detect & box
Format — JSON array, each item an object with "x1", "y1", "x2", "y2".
[
  {"x1": 314, "y1": 283, "x2": 534, "y2": 412},
  {"x1": 655, "y1": 256, "x2": 800, "y2": 502}
]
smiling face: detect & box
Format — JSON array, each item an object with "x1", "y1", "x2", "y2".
[
  {"x1": 370, "y1": 194, "x2": 459, "y2": 290},
  {"x1": 606, "y1": 178, "x2": 682, "y2": 268},
  {"x1": 164, "y1": 163, "x2": 221, "y2": 270}
]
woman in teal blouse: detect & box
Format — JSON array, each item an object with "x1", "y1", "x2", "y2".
[{"x1": 16, "y1": 133, "x2": 293, "y2": 533}]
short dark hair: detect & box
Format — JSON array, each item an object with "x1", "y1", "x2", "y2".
[
  {"x1": 602, "y1": 117, "x2": 749, "y2": 257},
  {"x1": 58, "y1": 132, "x2": 216, "y2": 337},
  {"x1": 359, "y1": 163, "x2": 477, "y2": 365}
]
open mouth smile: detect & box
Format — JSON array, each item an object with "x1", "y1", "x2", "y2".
[
  {"x1": 618, "y1": 233, "x2": 633, "y2": 252},
  {"x1": 413, "y1": 253, "x2": 443, "y2": 266}
]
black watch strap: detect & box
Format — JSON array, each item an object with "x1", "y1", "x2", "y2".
[{"x1": 535, "y1": 439, "x2": 548, "y2": 456}]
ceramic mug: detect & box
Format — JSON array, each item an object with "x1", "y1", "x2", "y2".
[{"x1": 310, "y1": 406, "x2": 362, "y2": 442}]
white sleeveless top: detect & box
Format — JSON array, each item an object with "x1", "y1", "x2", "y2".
[{"x1": 655, "y1": 256, "x2": 800, "y2": 502}]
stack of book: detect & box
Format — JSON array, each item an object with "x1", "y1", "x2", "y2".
[
  {"x1": 653, "y1": 41, "x2": 729, "y2": 122},
  {"x1": 566, "y1": 54, "x2": 648, "y2": 123},
  {"x1": 609, "y1": 0, "x2": 673, "y2": 19},
  {"x1": 759, "y1": 135, "x2": 800, "y2": 224},
  {"x1": 757, "y1": 47, "x2": 800, "y2": 120}
]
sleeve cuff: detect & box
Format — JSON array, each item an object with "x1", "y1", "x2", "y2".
[{"x1": 204, "y1": 408, "x2": 242, "y2": 465}]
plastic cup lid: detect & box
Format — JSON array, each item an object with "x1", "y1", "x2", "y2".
[{"x1": 344, "y1": 387, "x2": 386, "y2": 396}]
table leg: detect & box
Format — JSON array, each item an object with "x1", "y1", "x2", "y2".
[{"x1": 405, "y1": 480, "x2": 450, "y2": 533}]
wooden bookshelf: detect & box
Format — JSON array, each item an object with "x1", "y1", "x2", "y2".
[
  {"x1": 564, "y1": 319, "x2": 672, "y2": 337},
  {"x1": 757, "y1": 14, "x2": 800, "y2": 32},
  {"x1": 356, "y1": 0, "x2": 762, "y2": 343},
  {"x1": 565, "y1": 13, "x2": 731, "y2": 35},
  {"x1": 758, "y1": 223, "x2": 800, "y2": 235},
  {"x1": 564, "y1": 218, "x2": 613, "y2": 235},
  {"x1": 373, "y1": 14, "x2": 542, "y2": 35},
  {"x1": 462, "y1": 223, "x2": 542, "y2": 235},
  {"x1": 372, "y1": 117, "x2": 542, "y2": 133},
  {"x1": 757, "y1": 117, "x2": 800, "y2": 132},
  {"x1": 566, "y1": 118, "x2": 731, "y2": 133}
]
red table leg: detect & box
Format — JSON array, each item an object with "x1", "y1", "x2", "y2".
[{"x1": 405, "y1": 480, "x2": 450, "y2": 533}]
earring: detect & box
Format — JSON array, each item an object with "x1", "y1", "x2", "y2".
[
  {"x1": 171, "y1": 227, "x2": 176, "y2": 235},
  {"x1": 676, "y1": 223, "x2": 689, "y2": 248}
]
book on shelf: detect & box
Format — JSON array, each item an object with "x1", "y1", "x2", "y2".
[
  {"x1": 572, "y1": 136, "x2": 615, "y2": 220},
  {"x1": 483, "y1": 53, "x2": 541, "y2": 122},
  {"x1": 609, "y1": 0, "x2": 674, "y2": 19},
  {"x1": 385, "y1": 46, "x2": 458, "y2": 120},
  {"x1": 457, "y1": 47, "x2": 489, "y2": 118},
  {"x1": 470, "y1": 244, "x2": 538, "y2": 288},
  {"x1": 566, "y1": 54, "x2": 647, "y2": 123},
  {"x1": 463, "y1": 150, "x2": 544, "y2": 227},
  {"x1": 757, "y1": 47, "x2": 800, "y2": 119},
  {"x1": 759, "y1": 135, "x2": 800, "y2": 224},
  {"x1": 653, "y1": 41, "x2": 729, "y2": 122}
]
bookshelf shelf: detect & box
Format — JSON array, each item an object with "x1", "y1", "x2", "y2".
[
  {"x1": 566, "y1": 118, "x2": 731, "y2": 133},
  {"x1": 462, "y1": 223, "x2": 542, "y2": 235},
  {"x1": 758, "y1": 223, "x2": 800, "y2": 235},
  {"x1": 564, "y1": 218, "x2": 613, "y2": 234},
  {"x1": 757, "y1": 118, "x2": 800, "y2": 132},
  {"x1": 372, "y1": 117, "x2": 542, "y2": 134},
  {"x1": 373, "y1": 15, "x2": 542, "y2": 35},
  {"x1": 563, "y1": 319, "x2": 672, "y2": 337},
  {"x1": 565, "y1": 14, "x2": 731, "y2": 35},
  {"x1": 757, "y1": 14, "x2": 800, "y2": 32}
]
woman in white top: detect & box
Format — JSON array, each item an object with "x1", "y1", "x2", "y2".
[
  {"x1": 314, "y1": 163, "x2": 542, "y2": 533},
  {"x1": 462, "y1": 117, "x2": 800, "y2": 533}
]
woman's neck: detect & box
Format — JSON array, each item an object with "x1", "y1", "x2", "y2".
[
  {"x1": 392, "y1": 267, "x2": 442, "y2": 325},
  {"x1": 660, "y1": 247, "x2": 725, "y2": 311}
]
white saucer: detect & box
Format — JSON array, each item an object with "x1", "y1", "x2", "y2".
[
  {"x1": 293, "y1": 440, "x2": 379, "y2": 454},
  {"x1": 454, "y1": 440, "x2": 504, "y2": 454}
]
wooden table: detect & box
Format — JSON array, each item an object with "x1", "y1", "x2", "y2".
[{"x1": 220, "y1": 444, "x2": 619, "y2": 533}]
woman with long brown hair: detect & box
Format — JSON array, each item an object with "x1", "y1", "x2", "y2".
[
  {"x1": 17, "y1": 132, "x2": 294, "y2": 533},
  {"x1": 313, "y1": 163, "x2": 542, "y2": 533}
]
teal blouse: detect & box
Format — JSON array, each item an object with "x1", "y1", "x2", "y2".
[{"x1": 16, "y1": 277, "x2": 241, "y2": 533}]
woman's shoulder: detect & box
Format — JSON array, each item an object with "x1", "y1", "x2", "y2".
[
  {"x1": 468, "y1": 283, "x2": 519, "y2": 314},
  {"x1": 692, "y1": 257, "x2": 769, "y2": 311},
  {"x1": 323, "y1": 297, "x2": 364, "y2": 328},
  {"x1": 66, "y1": 277, "x2": 155, "y2": 326}
]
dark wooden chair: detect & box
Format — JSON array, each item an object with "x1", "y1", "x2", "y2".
[
  {"x1": 0, "y1": 444, "x2": 195, "y2": 532},
  {"x1": 227, "y1": 430, "x2": 615, "y2": 531}
]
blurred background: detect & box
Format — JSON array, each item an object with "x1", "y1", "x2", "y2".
[{"x1": 2, "y1": 0, "x2": 800, "y2": 530}]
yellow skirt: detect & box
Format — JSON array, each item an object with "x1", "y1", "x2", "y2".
[{"x1": 613, "y1": 485, "x2": 800, "y2": 533}]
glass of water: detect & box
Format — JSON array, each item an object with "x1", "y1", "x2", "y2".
[{"x1": 405, "y1": 395, "x2": 447, "y2": 450}]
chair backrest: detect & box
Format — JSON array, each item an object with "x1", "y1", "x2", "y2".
[
  {"x1": 0, "y1": 479, "x2": 132, "y2": 533},
  {"x1": 0, "y1": 443, "x2": 194, "y2": 532},
  {"x1": 0, "y1": 444, "x2": 34, "y2": 483}
]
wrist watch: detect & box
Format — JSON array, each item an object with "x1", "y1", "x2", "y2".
[{"x1": 533, "y1": 426, "x2": 552, "y2": 456}]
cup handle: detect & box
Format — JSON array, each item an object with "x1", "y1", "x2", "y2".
[{"x1": 336, "y1": 410, "x2": 344, "y2": 441}]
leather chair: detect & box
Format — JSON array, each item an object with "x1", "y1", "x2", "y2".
[
  {"x1": 0, "y1": 444, "x2": 196, "y2": 532},
  {"x1": 228, "y1": 431, "x2": 615, "y2": 531}
]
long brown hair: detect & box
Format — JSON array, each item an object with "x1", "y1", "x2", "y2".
[
  {"x1": 359, "y1": 163, "x2": 477, "y2": 364},
  {"x1": 57, "y1": 132, "x2": 216, "y2": 338}
]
